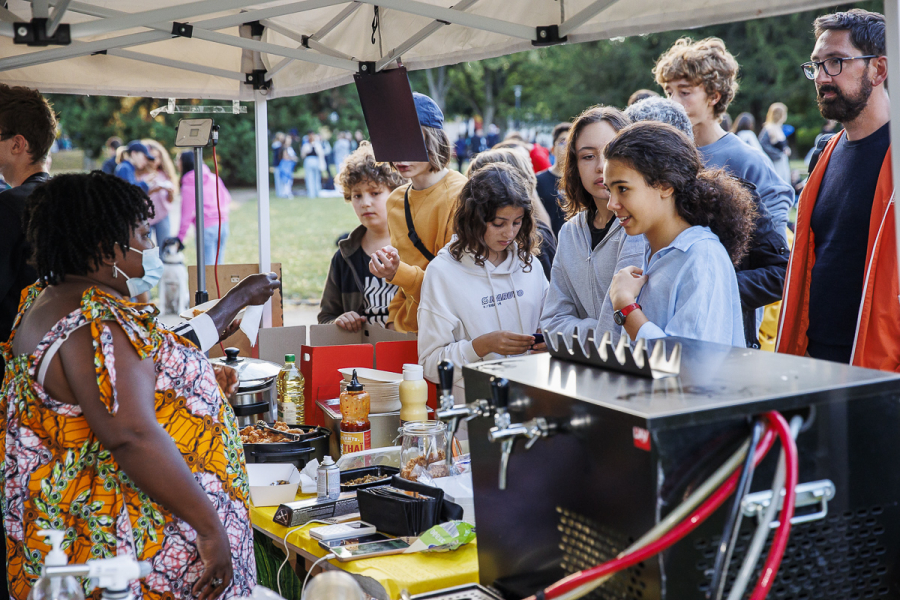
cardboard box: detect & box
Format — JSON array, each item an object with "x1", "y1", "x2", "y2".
[
  {"x1": 247, "y1": 463, "x2": 301, "y2": 507},
  {"x1": 303, "y1": 324, "x2": 418, "y2": 427},
  {"x1": 188, "y1": 263, "x2": 284, "y2": 359},
  {"x1": 257, "y1": 324, "x2": 439, "y2": 428}
]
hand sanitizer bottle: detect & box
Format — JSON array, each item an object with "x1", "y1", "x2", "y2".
[{"x1": 27, "y1": 530, "x2": 85, "y2": 600}]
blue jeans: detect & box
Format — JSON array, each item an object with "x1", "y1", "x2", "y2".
[
  {"x1": 203, "y1": 221, "x2": 229, "y2": 265},
  {"x1": 150, "y1": 215, "x2": 170, "y2": 245},
  {"x1": 277, "y1": 160, "x2": 296, "y2": 197},
  {"x1": 304, "y1": 157, "x2": 321, "y2": 198}
]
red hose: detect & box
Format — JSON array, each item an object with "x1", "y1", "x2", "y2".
[
  {"x1": 749, "y1": 411, "x2": 798, "y2": 600},
  {"x1": 540, "y1": 426, "x2": 778, "y2": 600},
  {"x1": 212, "y1": 145, "x2": 225, "y2": 354}
]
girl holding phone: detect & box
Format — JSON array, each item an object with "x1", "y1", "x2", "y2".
[
  {"x1": 418, "y1": 163, "x2": 549, "y2": 395},
  {"x1": 605, "y1": 121, "x2": 756, "y2": 346}
]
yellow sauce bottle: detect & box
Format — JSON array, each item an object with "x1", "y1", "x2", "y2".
[{"x1": 399, "y1": 363, "x2": 428, "y2": 424}]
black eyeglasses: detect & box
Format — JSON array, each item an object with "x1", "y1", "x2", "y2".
[
  {"x1": 801, "y1": 55, "x2": 878, "y2": 79},
  {"x1": 0, "y1": 132, "x2": 15, "y2": 141}
]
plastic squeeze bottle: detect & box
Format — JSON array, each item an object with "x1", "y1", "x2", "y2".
[
  {"x1": 339, "y1": 370, "x2": 371, "y2": 454},
  {"x1": 399, "y1": 364, "x2": 428, "y2": 423},
  {"x1": 27, "y1": 530, "x2": 84, "y2": 600}
]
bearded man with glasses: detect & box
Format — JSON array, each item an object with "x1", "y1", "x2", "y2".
[{"x1": 778, "y1": 9, "x2": 900, "y2": 371}]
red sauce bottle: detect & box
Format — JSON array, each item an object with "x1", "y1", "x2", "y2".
[{"x1": 340, "y1": 370, "x2": 371, "y2": 454}]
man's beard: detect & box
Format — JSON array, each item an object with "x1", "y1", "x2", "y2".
[{"x1": 817, "y1": 76, "x2": 872, "y2": 122}]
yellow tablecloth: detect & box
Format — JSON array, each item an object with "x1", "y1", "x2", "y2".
[{"x1": 250, "y1": 494, "x2": 480, "y2": 599}]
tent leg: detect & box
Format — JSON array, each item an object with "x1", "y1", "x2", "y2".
[
  {"x1": 885, "y1": 0, "x2": 900, "y2": 294},
  {"x1": 255, "y1": 90, "x2": 273, "y2": 328}
]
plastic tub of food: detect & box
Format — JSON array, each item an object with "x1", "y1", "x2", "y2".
[{"x1": 339, "y1": 465, "x2": 400, "y2": 491}]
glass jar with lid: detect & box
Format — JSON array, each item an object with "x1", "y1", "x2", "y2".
[{"x1": 399, "y1": 421, "x2": 449, "y2": 481}]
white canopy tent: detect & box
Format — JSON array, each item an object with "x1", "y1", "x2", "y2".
[{"x1": 1, "y1": 0, "x2": 898, "y2": 325}]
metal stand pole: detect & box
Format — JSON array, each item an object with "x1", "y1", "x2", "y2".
[
  {"x1": 255, "y1": 90, "x2": 273, "y2": 328},
  {"x1": 194, "y1": 146, "x2": 208, "y2": 306}
]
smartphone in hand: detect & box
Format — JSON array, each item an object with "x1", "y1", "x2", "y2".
[{"x1": 533, "y1": 332, "x2": 544, "y2": 345}]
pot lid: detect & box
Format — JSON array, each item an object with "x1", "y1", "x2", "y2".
[{"x1": 208, "y1": 347, "x2": 283, "y2": 389}]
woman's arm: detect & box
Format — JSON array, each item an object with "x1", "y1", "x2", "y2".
[
  {"x1": 57, "y1": 324, "x2": 233, "y2": 599},
  {"x1": 203, "y1": 272, "x2": 281, "y2": 336}
]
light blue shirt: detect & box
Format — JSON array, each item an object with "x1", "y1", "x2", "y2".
[{"x1": 631, "y1": 226, "x2": 745, "y2": 347}]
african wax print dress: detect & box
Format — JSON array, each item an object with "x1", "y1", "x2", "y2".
[{"x1": 0, "y1": 284, "x2": 256, "y2": 599}]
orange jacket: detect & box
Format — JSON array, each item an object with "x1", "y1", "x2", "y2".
[{"x1": 776, "y1": 131, "x2": 900, "y2": 371}]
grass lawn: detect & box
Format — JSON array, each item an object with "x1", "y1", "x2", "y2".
[{"x1": 182, "y1": 193, "x2": 360, "y2": 303}]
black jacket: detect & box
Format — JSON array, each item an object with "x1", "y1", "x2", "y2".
[
  {"x1": 318, "y1": 225, "x2": 368, "y2": 323},
  {"x1": 735, "y1": 179, "x2": 789, "y2": 348},
  {"x1": 0, "y1": 172, "x2": 48, "y2": 348},
  {"x1": 535, "y1": 220, "x2": 557, "y2": 282}
]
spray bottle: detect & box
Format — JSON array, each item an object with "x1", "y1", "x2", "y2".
[{"x1": 27, "y1": 530, "x2": 84, "y2": 600}]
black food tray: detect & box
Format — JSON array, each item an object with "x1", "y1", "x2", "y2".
[{"x1": 340, "y1": 465, "x2": 400, "y2": 491}]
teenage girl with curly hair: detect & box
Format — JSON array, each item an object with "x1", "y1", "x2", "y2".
[
  {"x1": 606, "y1": 121, "x2": 756, "y2": 346},
  {"x1": 418, "y1": 163, "x2": 548, "y2": 394}
]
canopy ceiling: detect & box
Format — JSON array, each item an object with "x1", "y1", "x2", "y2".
[{"x1": 0, "y1": 0, "x2": 841, "y2": 100}]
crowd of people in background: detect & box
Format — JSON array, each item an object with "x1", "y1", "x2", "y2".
[{"x1": 271, "y1": 129, "x2": 365, "y2": 198}]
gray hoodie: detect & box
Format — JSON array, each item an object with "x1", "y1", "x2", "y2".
[{"x1": 540, "y1": 211, "x2": 645, "y2": 347}]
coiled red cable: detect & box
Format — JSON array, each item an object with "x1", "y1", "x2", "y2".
[
  {"x1": 537, "y1": 424, "x2": 778, "y2": 600},
  {"x1": 536, "y1": 410, "x2": 799, "y2": 600}
]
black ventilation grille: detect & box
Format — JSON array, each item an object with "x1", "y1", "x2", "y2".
[
  {"x1": 693, "y1": 505, "x2": 889, "y2": 599},
  {"x1": 556, "y1": 506, "x2": 647, "y2": 600}
]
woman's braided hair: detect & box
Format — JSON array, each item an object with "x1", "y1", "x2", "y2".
[{"x1": 25, "y1": 171, "x2": 155, "y2": 285}]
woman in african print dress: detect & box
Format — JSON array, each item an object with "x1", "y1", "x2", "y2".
[{"x1": 0, "y1": 172, "x2": 257, "y2": 599}]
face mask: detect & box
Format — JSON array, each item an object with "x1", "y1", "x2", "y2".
[{"x1": 115, "y1": 246, "x2": 164, "y2": 297}]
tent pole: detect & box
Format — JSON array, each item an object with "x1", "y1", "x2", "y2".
[
  {"x1": 194, "y1": 147, "x2": 208, "y2": 306},
  {"x1": 255, "y1": 91, "x2": 273, "y2": 328},
  {"x1": 885, "y1": 0, "x2": 900, "y2": 291}
]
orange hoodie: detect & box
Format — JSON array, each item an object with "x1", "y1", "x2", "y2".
[{"x1": 776, "y1": 131, "x2": 900, "y2": 371}]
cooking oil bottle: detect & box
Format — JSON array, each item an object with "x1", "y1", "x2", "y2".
[{"x1": 276, "y1": 353, "x2": 305, "y2": 425}]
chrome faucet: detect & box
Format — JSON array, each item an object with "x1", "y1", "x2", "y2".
[
  {"x1": 435, "y1": 360, "x2": 491, "y2": 468},
  {"x1": 486, "y1": 377, "x2": 558, "y2": 490}
]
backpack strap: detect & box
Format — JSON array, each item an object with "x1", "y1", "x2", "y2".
[
  {"x1": 808, "y1": 133, "x2": 837, "y2": 174},
  {"x1": 404, "y1": 185, "x2": 436, "y2": 262}
]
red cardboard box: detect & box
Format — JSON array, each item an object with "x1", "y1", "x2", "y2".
[{"x1": 259, "y1": 324, "x2": 434, "y2": 427}]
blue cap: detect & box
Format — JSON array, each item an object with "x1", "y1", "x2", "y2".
[
  {"x1": 126, "y1": 140, "x2": 153, "y2": 159},
  {"x1": 413, "y1": 92, "x2": 444, "y2": 129}
]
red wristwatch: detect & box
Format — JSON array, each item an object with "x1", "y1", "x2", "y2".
[{"x1": 613, "y1": 303, "x2": 642, "y2": 326}]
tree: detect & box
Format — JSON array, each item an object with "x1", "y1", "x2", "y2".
[{"x1": 424, "y1": 67, "x2": 452, "y2": 114}]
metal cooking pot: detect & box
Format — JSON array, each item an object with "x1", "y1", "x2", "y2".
[{"x1": 208, "y1": 347, "x2": 282, "y2": 428}]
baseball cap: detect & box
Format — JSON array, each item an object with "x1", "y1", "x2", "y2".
[
  {"x1": 413, "y1": 93, "x2": 444, "y2": 129},
  {"x1": 126, "y1": 140, "x2": 153, "y2": 159}
]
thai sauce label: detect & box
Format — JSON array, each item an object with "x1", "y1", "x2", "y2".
[{"x1": 341, "y1": 428, "x2": 371, "y2": 454}]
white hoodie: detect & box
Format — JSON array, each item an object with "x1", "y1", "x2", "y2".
[{"x1": 418, "y1": 237, "x2": 549, "y2": 397}]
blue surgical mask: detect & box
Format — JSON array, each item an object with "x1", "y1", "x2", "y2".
[{"x1": 115, "y1": 246, "x2": 164, "y2": 296}]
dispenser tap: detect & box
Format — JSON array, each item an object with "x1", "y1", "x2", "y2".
[
  {"x1": 435, "y1": 360, "x2": 491, "y2": 467},
  {"x1": 485, "y1": 377, "x2": 558, "y2": 490}
]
